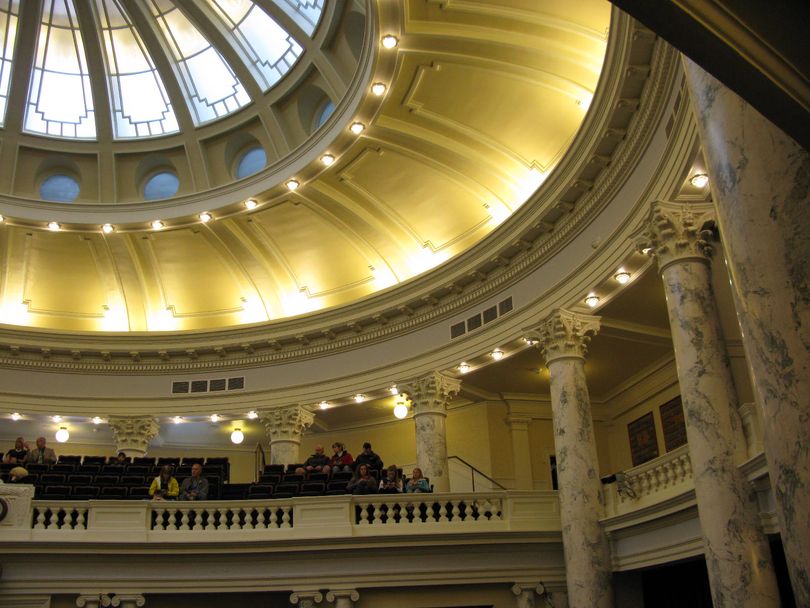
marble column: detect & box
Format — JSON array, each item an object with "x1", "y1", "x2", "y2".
[
  {"x1": 260, "y1": 405, "x2": 315, "y2": 465},
  {"x1": 683, "y1": 58, "x2": 810, "y2": 605},
  {"x1": 511, "y1": 583, "x2": 544, "y2": 608},
  {"x1": 289, "y1": 590, "x2": 322, "y2": 608},
  {"x1": 638, "y1": 201, "x2": 779, "y2": 607},
  {"x1": 326, "y1": 589, "x2": 359, "y2": 608},
  {"x1": 532, "y1": 309, "x2": 613, "y2": 608},
  {"x1": 107, "y1": 417, "x2": 160, "y2": 457},
  {"x1": 401, "y1": 371, "x2": 461, "y2": 492},
  {"x1": 507, "y1": 415, "x2": 534, "y2": 490}
]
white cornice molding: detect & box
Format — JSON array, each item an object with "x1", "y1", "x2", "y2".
[{"x1": 0, "y1": 14, "x2": 677, "y2": 375}]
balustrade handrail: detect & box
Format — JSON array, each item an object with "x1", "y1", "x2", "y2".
[{"x1": 448, "y1": 455, "x2": 507, "y2": 491}]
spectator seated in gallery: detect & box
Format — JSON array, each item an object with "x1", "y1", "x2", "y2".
[
  {"x1": 295, "y1": 445, "x2": 330, "y2": 476},
  {"x1": 404, "y1": 467, "x2": 431, "y2": 493},
  {"x1": 3, "y1": 437, "x2": 29, "y2": 464},
  {"x1": 378, "y1": 465, "x2": 403, "y2": 494},
  {"x1": 354, "y1": 442, "x2": 383, "y2": 472},
  {"x1": 149, "y1": 465, "x2": 179, "y2": 500},
  {"x1": 178, "y1": 463, "x2": 209, "y2": 501},
  {"x1": 328, "y1": 442, "x2": 353, "y2": 473},
  {"x1": 24, "y1": 437, "x2": 56, "y2": 466},
  {"x1": 346, "y1": 463, "x2": 378, "y2": 495}
]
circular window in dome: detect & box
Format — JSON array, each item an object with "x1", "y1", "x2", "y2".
[
  {"x1": 40, "y1": 174, "x2": 80, "y2": 202},
  {"x1": 235, "y1": 146, "x2": 267, "y2": 179},
  {"x1": 143, "y1": 171, "x2": 180, "y2": 200},
  {"x1": 314, "y1": 99, "x2": 335, "y2": 131}
]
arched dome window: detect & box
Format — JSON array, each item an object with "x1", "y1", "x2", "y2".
[
  {"x1": 313, "y1": 99, "x2": 335, "y2": 131},
  {"x1": 40, "y1": 174, "x2": 80, "y2": 202},
  {"x1": 235, "y1": 146, "x2": 267, "y2": 179},
  {"x1": 143, "y1": 171, "x2": 179, "y2": 200}
]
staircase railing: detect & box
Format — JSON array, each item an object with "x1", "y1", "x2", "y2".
[{"x1": 448, "y1": 455, "x2": 507, "y2": 492}]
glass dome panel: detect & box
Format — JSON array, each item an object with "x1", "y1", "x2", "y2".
[
  {"x1": 314, "y1": 99, "x2": 334, "y2": 130},
  {"x1": 205, "y1": 0, "x2": 303, "y2": 91},
  {"x1": 235, "y1": 146, "x2": 266, "y2": 178},
  {"x1": 24, "y1": 0, "x2": 96, "y2": 139},
  {"x1": 40, "y1": 174, "x2": 80, "y2": 202},
  {"x1": 0, "y1": 0, "x2": 20, "y2": 127},
  {"x1": 144, "y1": 170, "x2": 180, "y2": 200},
  {"x1": 94, "y1": 0, "x2": 180, "y2": 139},
  {"x1": 272, "y1": 0, "x2": 325, "y2": 37},
  {"x1": 148, "y1": 0, "x2": 250, "y2": 125}
]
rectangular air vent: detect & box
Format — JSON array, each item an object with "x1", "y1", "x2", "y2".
[
  {"x1": 171, "y1": 376, "x2": 245, "y2": 395},
  {"x1": 172, "y1": 381, "x2": 190, "y2": 394},
  {"x1": 227, "y1": 377, "x2": 245, "y2": 390},
  {"x1": 209, "y1": 378, "x2": 227, "y2": 391},
  {"x1": 190, "y1": 380, "x2": 208, "y2": 393},
  {"x1": 450, "y1": 296, "x2": 514, "y2": 339}
]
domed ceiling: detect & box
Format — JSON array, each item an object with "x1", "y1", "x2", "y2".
[{"x1": 0, "y1": 0, "x2": 610, "y2": 332}]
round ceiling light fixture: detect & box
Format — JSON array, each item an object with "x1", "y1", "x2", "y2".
[
  {"x1": 491, "y1": 348, "x2": 504, "y2": 361},
  {"x1": 247, "y1": 410, "x2": 258, "y2": 419},
  {"x1": 458, "y1": 362, "x2": 470, "y2": 374},
  {"x1": 173, "y1": 416, "x2": 183, "y2": 424},
  {"x1": 151, "y1": 220, "x2": 164, "y2": 230},
  {"x1": 584, "y1": 294, "x2": 600, "y2": 308},
  {"x1": 690, "y1": 173, "x2": 709, "y2": 188},
  {"x1": 389, "y1": 385, "x2": 398, "y2": 395},
  {"x1": 230, "y1": 428, "x2": 244, "y2": 444},
  {"x1": 614, "y1": 269, "x2": 631, "y2": 284},
  {"x1": 55, "y1": 427, "x2": 70, "y2": 443},
  {"x1": 244, "y1": 199, "x2": 258, "y2": 210},
  {"x1": 210, "y1": 414, "x2": 220, "y2": 423},
  {"x1": 393, "y1": 402, "x2": 408, "y2": 419},
  {"x1": 371, "y1": 82, "x2": 387, "y2": 96},
  {"x1": 354, "y1": 394, "x2": 366, "y2": 403},
  {"x1": 381, "y1": 35, "x2": 399, "y2": 49},
  {"x1": 349, "y1": 121, "x2": 365, "y2": 135},
  {"x1": 320, "y1": 153, "x2": 335, "y2": 166},
  {"x1": 285, "y1": 179, "x2": 300, "y2": 191},
  {"x1": 319, "y1": 401, "x2": 330, "y2": 410},
  {"x1": 47, "y1": 221, "x2": 61, "y2": 232},
  {"x1": 101, "y1": 223, "x2": 114, "y2": 234},
  {"x1": 92, "y1": 416, "x2": 102, "y2": 424},
  {"x1": 11, "y1": 412, "x2": 21, "y2": 421},
  {"x1": 199, "y1": 212, "x2": 212, "y2": 223}
]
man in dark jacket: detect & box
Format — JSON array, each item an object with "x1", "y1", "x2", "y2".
[
  {"x1": 296, "y1": 445, "x2": 330, "y2": 475},
  {"x1": 354, "y1": 442, "x2": 383, "y2": 472}
]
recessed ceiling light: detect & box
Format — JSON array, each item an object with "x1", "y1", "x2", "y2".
[
  {"x1": 458, "y1": 362, "x2": 470, "y2": 374},
  {"x1": 210, "y1": 414, "x2": 220, "y2": 423},
  {"x1": 247, "y1": 410, "x2": 258, "y2": 419},
  {"x1": 244, "y1": 199, "x2": 258, "y2": 210},
  {"x1": 393, "y1": 403, "x2": 408, "y2": 419},
  {"x1": 491, "y1": 349, "x2": 504, "y2": 361},
  {"x1": 321, "y1": 154, "x2": 335, "y2": 166},
  {"x1": 285, "y1": 179, "x2": 300, "y2": 191},
  {"x1": 151, "y1": 220, "x2": 164, "y2": 230},
  {"x1": 173, "y1": 416, "x2": 183, "y2": 424},
  {"x1": 48, "y1": 221, "x2": 61, "y2": 231},
  {"x1": 389, "y1": 385, "x2": 398, "y2": 395},
  {"x1": 381, "y1": 35, "x2": 398, "y2": 49},
  {"x1": 92, "y1": 416, "x2": 102, "y2": 424},
  {"x1": 690, "y1": 173, "x2": 709, "y2": 188},
  {"x1": 55, "y1": 426, "x2": 70, "y2": 443},
  {"x1": 101, "y1": 223, "x2": 114, "y2": 234},
  {"x1": 585, "y1": 294, "x2": 600, "y2": 308},
  {"x1": 319, "y1": 401, "x2": 330, "y2": 410},
  {"x1": 0, "y1": 214, "x2": 5, "y2": 222},
  {"x1": 371, "y1": 82, "x2": 387, "y2": 96},
  {"x1": 354, "y1": 394, "x2": 366, "y2": 403},
  {"x1": 350, "y1": 121, "x2": 365, "y2": 135},
  {"x1": 11, "y1": 412, "x2": 21, "y2": 421},
  {"x1": 52, "y1": 415, "x2": 62, "y2": 422},
  {"x1": 523, "y1": 337, "x2": 538, "y2": 345},
  {"x1": 230, "y1": 428, "x2": 244, "y2": 444},
  {"x1": 641, "y1": 247, "x2": 653, "y2": 256},
  {"x1": 199, "y1": 212, "x2": 212, "y2": 223},
  {"x1": 614, "y1": 269, "x2": 631, "y2": 284}
]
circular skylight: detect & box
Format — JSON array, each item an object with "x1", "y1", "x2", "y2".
[{"x1": 2, "y1": 0, "x2": 325, "y2": 141}]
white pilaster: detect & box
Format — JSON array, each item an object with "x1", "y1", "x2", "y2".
[{"x1": 507, "y1": 415, "x2": 534, "y2": 490}]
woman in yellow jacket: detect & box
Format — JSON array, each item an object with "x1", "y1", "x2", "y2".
[{"x1": 149, "y1": 465, "x2": 179, "y2": 500}]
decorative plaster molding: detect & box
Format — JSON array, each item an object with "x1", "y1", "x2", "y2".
[
  {"x1": 635, "y1": 201, "x2": 715, "y2": 271},
  {"x1": 260, "y1": 405, "x2": 315, "y2": 442},
  {"x1": 400, "y1": 371, "x2": 461, "y2": 416},
  {"x1": 0, "y1": 18, "x2": 680, "y2": 375},
  {"x1": 107, "y1": 417, "x2": 160, "y2": 456},
  {"x1": 530, "y1": 309, "x2": 600, "y2": 364}
]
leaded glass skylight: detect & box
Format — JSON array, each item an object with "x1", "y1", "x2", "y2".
[
  {"x1": 205, "y1": 0, "x2": 303, "y2": 91},
  {"x1": 273, "y1": 0, "x2": 325, "y2": 37},
  {"x1": 0, "y1": 1, "x2": 20, "y2": 127},
  {"x1": 25, "y1": 0, "x2": 96, "y2": 139},
  {"x1": 94, "y1": 0, "x2": 179, "y2": 138},
  {"x1": 148, "y1": 0, "x2": 250, "y2": 125}
]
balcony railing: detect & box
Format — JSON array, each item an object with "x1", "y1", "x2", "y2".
[{"x1": 0, "y1": 487, "x2": 560, "y2": 543}]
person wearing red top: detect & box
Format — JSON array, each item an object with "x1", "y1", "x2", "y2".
[{"x1": 328, "y1": 441, "x2": 353, "y2": 473}]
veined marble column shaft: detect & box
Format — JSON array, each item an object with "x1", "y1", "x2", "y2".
[
  {"x1": 401, "y1": 371, "x2": 461, "y2": 493},
  {"x1": 683, "y1": 58, "x2": 810, "y2": 604},
  {"x1": 639, "y1": 201, "x2": 779, "y2": 608},
  {"x1": 532, "y1": 309, "x2": 613, "y2": 608},
  {"x1": 260, "y1": 405, "x2": 315, "y2": 465},
  {"x1": 107, "y1": 416, "x2": 160, "y2": 457}
]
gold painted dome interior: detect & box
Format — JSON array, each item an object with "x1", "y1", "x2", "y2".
[{"x1": 0, "y1": 0, "x2": 610, "y2": 332}]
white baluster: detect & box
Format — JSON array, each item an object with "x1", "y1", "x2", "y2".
[
  {"x1": 451, "y1": 500, "x2": 461, "y2": 522},
  {"x1": 34, "y1": 508, "x2": 46, "y2": 529},
  {"x1": 192, "y1": 507, "x2": 204, "y2": 531},
  {"x1": 359, "y1": 502, "x2": 370, "y2": 525},
  {"x1": 281, "y1": 507, "x2": 291, "y2": 528},
  {"x1": 77, "y1": 507, "x2": 88, "y2": 530}
]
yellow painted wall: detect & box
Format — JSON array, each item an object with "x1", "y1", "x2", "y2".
[
  {"x1": 528, "y1": 417, "x2": 556, "y2": 490},
  {"x1": 485, "y1": 401, "x2": 514, "y2": 487}
]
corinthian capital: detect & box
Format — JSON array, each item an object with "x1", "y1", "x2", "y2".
[
  {"x1": 636, "y1": 201, "x2": 715, "y2": 270},
  {"x1": 529, "y1": 309, "x2": 600, "y2": 364},
  {"x1": 400, "y1": 371, "x2": 461, "y2": 416},
  {"x1": 107, "y1": 416, "x2": 160, "y2": 456},
  {"x1": 259, "y1": 405, "x2": 314, "y2": 442}
]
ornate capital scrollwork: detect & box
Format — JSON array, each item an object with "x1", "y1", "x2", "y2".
[
  {"x1": 400, "y1": 370, "x2": 461, "y2": 416},
  {"x1": 259, "y1": 405, "x2": 315, "y2": 442},
  {"x1": 635, "y1": 201, "x2": 715, "y2": 270},
  {"x1": 528, "y1": 309, "x2": 600, "y2": 364},
  {"x1": 107, "y1": 417, "x2": 160, "y2": 456}
]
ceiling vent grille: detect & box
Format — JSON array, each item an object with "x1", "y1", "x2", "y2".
[
  {"x1": 171, "y1": 376, "x2": 245, "y2": 395},
  {"x1": 450, "y1": 296, "x2": 513, "y2": 339}
]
